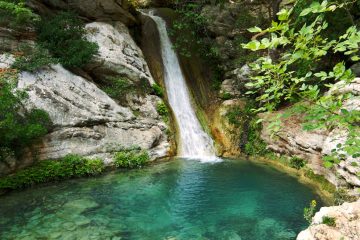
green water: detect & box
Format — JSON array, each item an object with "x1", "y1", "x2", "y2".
[{"x1": 0, "y1": 158, "x2": 322, "y2": 240}]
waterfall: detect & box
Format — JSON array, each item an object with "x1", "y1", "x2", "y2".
[{"x1": 145, "y1": 12, "x2": 219, "y2": 162}]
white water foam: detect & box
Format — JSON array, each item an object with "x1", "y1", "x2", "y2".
[{"x1": 144, "y1": 11, "x2": 220, "y2": 163}]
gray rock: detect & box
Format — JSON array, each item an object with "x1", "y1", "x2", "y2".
[
  {"x1": 85, "y1": 21, "x2": 155, "y2": 85},
  {"x1": 351, "y1": 62, "x2": 360, "y2": 77},
  {"x1": 297, "y1": 200, "x2": 360, "y2": 240},
  {"x1": 220, "y1": 64, "x2": 252, "y2": 97},
  {"x1": 260, "y1": 79, "x2": 360, "y2": 189}
]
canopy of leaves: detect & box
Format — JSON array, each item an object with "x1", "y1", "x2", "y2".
[{"x1": 243, "y1": 0, "x2": 360, "y2": 167}]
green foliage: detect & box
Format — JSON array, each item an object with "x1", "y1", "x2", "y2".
[
  {"x1": 220, "y1": 91, "x2": 232, "y2": 100},
  {"x1": 226, "y1": 106, "x2": 243, "y2": 125},
  {"x1": 244, "y1": 118, "x2": 269, "y2": 156},
  {"x1": 103, "y1": 77, "x2": 133, "y2": 100},
  {"x1": 289, "y1": 156, "x2": 306, "y2": 170},
  {"x1": 322, "y1": 216, "x2": 336, "y2": 226},
  {"x1": 12, "y1": 44, "x2": 57, "y2": 72},
  {"x1": 36, "y1": 11, "x2": 98, "y2": 68},
  {"x1": 114, "y1": 149, "x2": 150, "y2": 169},
  {"x1": 171, "y1": 0, "x2": 224, "y2": 87},
  {"x1": 156, "y1": 102, "x2": 169, "y2": 122},
  {"x1": 152, "y1": 83, "x2": 164, "y2": 97},
  {"x1": 0, "y1": 155, "x2": 105, "y2": 190},
  {"x1": 0, "y1": 0, "x2": 39, "y2": 27},
  {"x1": 243, "y1": 0, "x2": 360, "y2": 167},
  {"x1": 0, "y1": 72, "x2": 51, "y2": 162},
  {"x1": 304, "y1": 200, "x2": 317, "y2": 224}
]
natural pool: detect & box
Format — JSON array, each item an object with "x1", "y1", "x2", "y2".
[{"x1": 0, "y1": 158, "x2": 323, "y2": 240}]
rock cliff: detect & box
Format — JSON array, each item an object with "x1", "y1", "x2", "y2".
[{"x1": 0, "y1": 1, "x2": 171, "y2": 176}]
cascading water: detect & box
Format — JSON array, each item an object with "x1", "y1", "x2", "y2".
[{"x1": 145, "y1": 11, "x2": 218, "y2": 162}]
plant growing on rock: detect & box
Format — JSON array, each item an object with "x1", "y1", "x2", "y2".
[
  {"x1": 243, "y1": 0, "x2": 360, "y2": 168},
  {"x1": 114, "y1": 149, "x2": 150, "y2": 169},
  {"x1": 36, "y1": 11, "x2": 99, "y2": 68},
  {"x1": 304, "y1": 200, "x2": 317, "y2": 224},
  {"x1": 322, "y1": 216, "x2": 336, "y2": 226},
  {"x1": 157, "y1": 101, "x2": 170, "y2": 122},
  {"x1": 0, "y1": 71, "x2": 51, "y2": 162},
  {"x1": 0, "y1": 155, "x2": 105, "y2": 190},
  {"x1": 102, "y1": 77, "x2": 133, "y2": 101},
  {"x1": 152, "y1": 83, "x2": 164, "y2": 97},
  {"x1": 0, "y1": 0, "x2": 39, "y2": 27},
  {"x1": 12, "y1": 44, "x2": 57, "y2": 72}
]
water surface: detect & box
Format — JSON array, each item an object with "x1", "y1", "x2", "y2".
[{"x1": 0, "y1": 158, "x2": 322, "y2": 240}]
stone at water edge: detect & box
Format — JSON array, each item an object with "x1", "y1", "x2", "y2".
[{"x1": 297, "y1": 200, "x2": 360, "y2": 240}]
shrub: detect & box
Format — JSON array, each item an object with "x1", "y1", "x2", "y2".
[
  {"x1": 0, "y1": 155, "x2": 105, "y2": 190},
  {"x1": 152, "y1": 83, "x2": 164, "y2": 97},
  {"x1": 289, "y1": 156, "x2": 306, "y2": 170},
  {"x1": 0, "y1": 72, "x2": 51, "y2": 161},
  {"x1": 12, "y1": 44, "x2": 57, "y2": 72},
  {"x1": 36, "y1": 11, "x2": 98, "y2": 68},
  {"x1": 156, "y1": 102, "x2": 169, "y2": 116},
  {"x1": 0, "y1": 0, "x2": 40, "y2": 27},
  {"x1": 304, "y1": 200, "x2": 317, "y2": 224},
  {"x1": 114, "y1": 149, "x2": 150, "y2": 169},
  {"x1": 103, "y1": 77, "x2": 133, "y2": 100},
  {"x1": 322, "y1": 216, "x2": 336, "y2": 227}
]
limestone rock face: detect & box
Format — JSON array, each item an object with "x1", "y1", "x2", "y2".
[
  {"x1": 85, "y1": 22, "x2": 154, "y2": 85},
  {"x1": 260, "y1": 79, "x2": 360, "y2": 189},
  {"x1": 0, "y1": 18, "x2": 171, "y2": 175},
  {"x1": 28, "y1": 0, "x2": 137, "y2": 25},
  {"x1": 297, "y1": 200, "x2": 360, "y2": 240}
]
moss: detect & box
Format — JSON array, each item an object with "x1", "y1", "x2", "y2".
[
  {"x1": 304, "y1": 168, "x2": 336, "y2": 194},
  {"x1": 195, "y1": 107, "x2": 211, "y2": 135},
  {"x1": 0, "y1": 155, "x2": 105, "y2": 190},
  {"x1": 114, "y1": 149, "x2": 150, "y2": 169}
]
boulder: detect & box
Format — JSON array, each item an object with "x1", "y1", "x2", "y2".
[
  {"x1": 297, "y1": 200, "x2": 360, "y2": 240},
  {"x1": 85, "y1": 21, "x2": 154, "y2": 85},
  {"x1": 220, "y1": 64, "x2": 252, "y2": 98}
]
